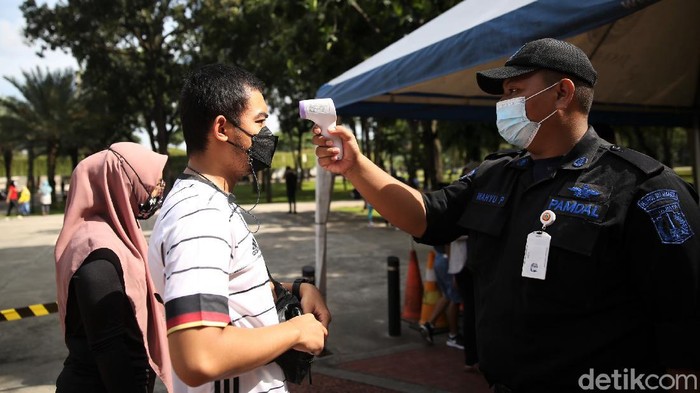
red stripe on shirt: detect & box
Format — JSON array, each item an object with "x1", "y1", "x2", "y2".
[{"x1": 167, "y1": 310, "x2": 230, "y2": 330}]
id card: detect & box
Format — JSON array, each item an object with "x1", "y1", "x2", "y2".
[{"x1": 521, "y1": 231, "x2": 551, "y2": 280}]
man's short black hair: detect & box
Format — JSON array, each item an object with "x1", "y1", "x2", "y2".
[
  {"x1": 541, "y1": 70, "x2": 594, "y2": 115},
  {"x1": 179, "y1": 63, "x2": 265, "y2": 156}
]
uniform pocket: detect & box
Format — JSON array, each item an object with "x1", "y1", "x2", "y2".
[
  {"x1": 459, "y1": 203, "x2": 508, "y2": 272},
  {"x1": 525, "y1": 217, "x2": 602, "y2": 311}
]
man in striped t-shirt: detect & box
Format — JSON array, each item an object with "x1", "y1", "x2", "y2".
[{"x1": 148, "y1": 64, "x2": 330, "y2": 393}]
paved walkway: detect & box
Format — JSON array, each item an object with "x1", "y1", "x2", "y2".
[{"x1": 0, "y1": 200, "x2": 490, "y2": 392}]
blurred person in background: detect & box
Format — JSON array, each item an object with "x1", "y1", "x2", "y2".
[{"x1": 39, "y1": 179, "x2": 53, "y2": 215}]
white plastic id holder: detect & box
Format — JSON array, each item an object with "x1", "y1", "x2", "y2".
[{"x1": 521, "y1": 231, "x2": 551, "y2": 280}]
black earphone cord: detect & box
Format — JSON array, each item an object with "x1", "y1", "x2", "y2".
[{"x1": 185, "y1": 166, "x2": 261, "y2": 237}]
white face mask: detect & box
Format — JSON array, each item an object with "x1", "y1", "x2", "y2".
[{"x1": 496, "y1": 81, "x2": 560, "y2": 148}]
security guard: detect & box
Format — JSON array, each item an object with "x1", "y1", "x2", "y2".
[{"x1": 313, "y1": 38, "x2": 700, "y2": 392}]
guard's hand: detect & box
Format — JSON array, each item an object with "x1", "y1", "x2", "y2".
[
  {"x1": 288, "y1": 313, "x2": 328, "y2": 355},
  {"x1": 298, "y1": 283, "x2": 332, "y2": 328},
  {"x1": 311, "y1": 124, "x2": 360, "y2": 176}
]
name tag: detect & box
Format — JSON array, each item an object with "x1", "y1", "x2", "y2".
[
  {"x1": 473, "y1": 191, "x2": 507, "y2": 207},
  {"x1": 522, "y1": 231, "x2": 551, "y2": 280}
]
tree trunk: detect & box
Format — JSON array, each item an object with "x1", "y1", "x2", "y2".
[
  {"x1": 362, "y1": 118, "x2": 371, "y2": 159},
  {"x1": 661, "y1": 127, "x2": 673, "y2": 167},
  {"x1": 351, "y1": 118, "x2": 359, "y2": 144},
  {"x1": 374, "y1": 125, "x2": 384, "y2": 170},
  {"x1": 432, "y1": 120, "x2": 444, "y2": 187},
  {"x1": 3, "y1": 149, "x2": 12, "y2": 185},
  {"x1": 47, "y1": 139, "x2": 59, "y2": 207},
  {"x1": 421, "y1": 120, "x2": 438, "y2": 191},
  {"x1": 27, "y1": 144, "x2": 35, "y2": 193},
  {"x1": 69, "y1": 147, "x2": 80, "y2": 169},
  {"x1": 406, "y1": 122, "x2": 421, "y2": 189},
  {"x1": 155, "y1": 103, "x2": 169, "y2": 155},
  {"x1": 632, "y1": 126, "x2": 656, "y2": 160}
]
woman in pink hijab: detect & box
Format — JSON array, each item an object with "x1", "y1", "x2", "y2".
[{"x1": 54, "y1": 142, "x2": 172, "y2": 392}]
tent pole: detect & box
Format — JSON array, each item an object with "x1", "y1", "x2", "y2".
[{"x1": 314, "y1": 162, "x2": 333, "y2": 297}]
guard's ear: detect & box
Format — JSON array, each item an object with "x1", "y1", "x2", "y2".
[
  {"x1": 555, "y1": 78, "x2": 575, "y2": 110},
  {"x1": 213, "y1": 115, "x2": 228, "y2": 142}
]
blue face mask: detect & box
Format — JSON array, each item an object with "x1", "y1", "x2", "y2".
[{"x1": 495, "y1": 81, "x2": 560, "y2": 148}]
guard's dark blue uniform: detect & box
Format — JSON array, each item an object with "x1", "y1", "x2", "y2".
[{"x1": 417, "y1": 128, "x2": 700, "y2": 392}]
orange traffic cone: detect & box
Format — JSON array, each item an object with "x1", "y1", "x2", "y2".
[
  {"x1": 419, "y1": 249, "x2": 447, "y2": 328},
  {"x1": 401, "y1": 248, "x2": 423, "y2": 322}
]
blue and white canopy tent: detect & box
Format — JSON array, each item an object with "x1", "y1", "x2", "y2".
[
  {"x1": 317, "y1": 0, "x2": 699, "y2": 180},
  {"x1": 313, "y1": 0, "x2": 699, "y2": 290},
  {"x1": 318, "y1": 0, "x2": 697, "y2": 126}
]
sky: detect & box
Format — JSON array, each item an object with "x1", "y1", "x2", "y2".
[{"x1": 0, "y1": 0, "x2": 78, "y2": 99}]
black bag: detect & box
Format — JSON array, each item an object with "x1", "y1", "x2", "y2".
[{"x1": 271, "y1": 278, "x2": 314, "y2": 384}]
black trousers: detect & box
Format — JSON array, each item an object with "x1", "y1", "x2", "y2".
[{"x1": 456, "y1": 266, "x2": 478, "y2": 366}]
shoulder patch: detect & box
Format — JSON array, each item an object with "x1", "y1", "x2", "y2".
[
  {"x1": 637, "y1": 189, "x2": 694, "y2": 245},
  {"x1": 606, "y1": 146, "x2": 663, "y2": 176}
]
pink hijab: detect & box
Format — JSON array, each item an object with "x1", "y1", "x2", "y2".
[{"x1": 55, "y1": 142, "x2": 172, "y2": 392}]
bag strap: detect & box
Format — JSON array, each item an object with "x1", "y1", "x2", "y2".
[{"x1": 267, "y1": 267, "x2": 288, "y2": 299}]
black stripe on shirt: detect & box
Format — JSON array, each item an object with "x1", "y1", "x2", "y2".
[
  {"x1": 229, "y1": 278, "x2": 270, "y2": 296},
  {"x1": 179, "y1": 207, "x2": 223, "y2": 220},
  {"x1": 166, "y1": 235, "x2": 231, "y2": 255},
  {"x1": 230, "y1": 305, "x2": 276, "y2": 324},
  {"x1": 161, "y1": 193, "x2": 197, "y2": 219},
  {"x1": 167, "y1": 266, "x2": 229, "y2": 281}
]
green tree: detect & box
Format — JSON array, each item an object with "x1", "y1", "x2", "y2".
[
  {"x1": 21, "y1": 0, "x2": 193, "y2": 155},
  {"x1": 439, "y1": 121, "x2": 502, "y2": 165},
  {"x1": 616, "y1": 126, "x2": 690, "y2": 168},
  {"x1": 190, "y1": 0, "x2": 460, "y2": 172},
  {"x1": 1, "y1": 67, "x2": 80, "y2": 204},
  {"x1": 0, "y1": 105, "x2": 23, "y2": 187}
]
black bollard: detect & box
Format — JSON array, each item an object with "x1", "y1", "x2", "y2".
[
  {"x1": 387, "y1": 256, "x2": 401, "y2": 336},
  {"x1": 302, "y1": 265, "x2": 315, "y2": 285}
]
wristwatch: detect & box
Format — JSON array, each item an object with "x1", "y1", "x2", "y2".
[{"x1": 293, "y1": 278, "x2": 311, "y2": 299}]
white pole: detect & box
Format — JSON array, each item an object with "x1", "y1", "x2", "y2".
[{"x1": 314, "y1": 161, "x2": 333, "y2": 296}]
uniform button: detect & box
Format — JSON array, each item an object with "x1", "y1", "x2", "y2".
[{"x1": 610, "y1": 145, "x2": 622, "y2": 151}]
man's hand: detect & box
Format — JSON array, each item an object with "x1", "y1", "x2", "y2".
[
  {"x1": 287, "y1": 313, "x2": 328, "y2": 355},
  {"x1": 311, "y1": 124, "x2": 360, "y2": 176},
  {"x1": 310, "y1": 123, "x2": 429, "y2": 238},
  {"x1": 298, "y1": 283, "x2": 332, "y2": 328}
]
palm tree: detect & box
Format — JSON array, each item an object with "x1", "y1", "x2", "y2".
[
  {"x1": 1, "y1": 67, "x2": 80, "y2": 205},
  {"x1": 0, "y1": 108, "x2": 28, "y2": 189}
]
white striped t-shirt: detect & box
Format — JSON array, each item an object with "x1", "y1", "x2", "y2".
[{"x1": 148, "y1": 175, "x2": 287, "y2": 393}]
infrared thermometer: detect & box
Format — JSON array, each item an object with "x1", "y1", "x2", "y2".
[{"x1": 299, "y1": 98, "x2": 343, "y2": 160}]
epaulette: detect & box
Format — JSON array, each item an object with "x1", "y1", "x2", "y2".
[
  {"x1": 605, "y1": 145, "x2": 663, "y2": 176},
  {"x1": 484, "y1": 149, "x2": 522, "y2": 161},
  {"x1": 471, "y1": 149, "x2": 523, "y2": 180}
]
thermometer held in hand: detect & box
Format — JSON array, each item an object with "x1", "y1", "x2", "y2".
[{"x1": 299, "y1": 98, "x2": 343, "y2": 160}]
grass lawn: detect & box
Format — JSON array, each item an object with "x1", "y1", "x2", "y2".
[{"x1": 191, "y1": 176, "x2": 357, "y2": 205}]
